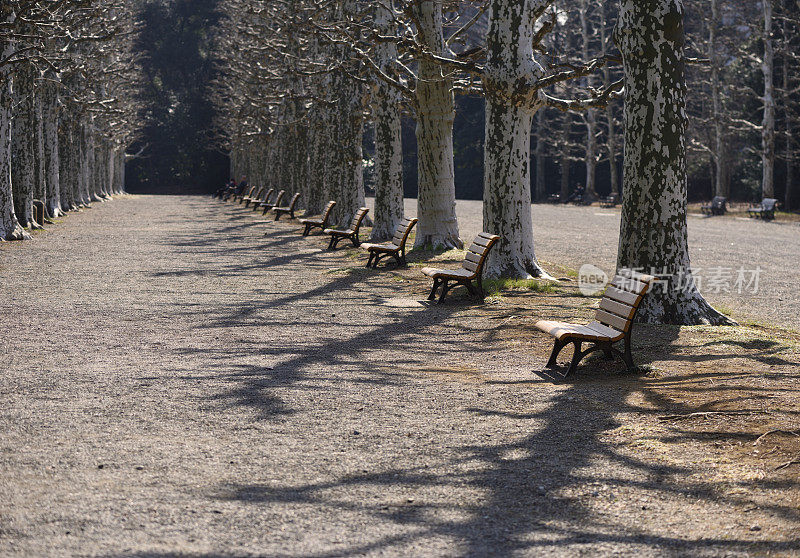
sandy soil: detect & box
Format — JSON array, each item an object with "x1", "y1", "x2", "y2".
[{"x1": 0, "y1": 195, "x2": 798, "y2": 557}]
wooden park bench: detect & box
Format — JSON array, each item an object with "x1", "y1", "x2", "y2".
[
  {"x1": 261, "y1": 189, "x2": 285, "y2": 215},
  {"x1": 274, "y1": 192, "x2": 301, "y2": 220},
  {"x1": 299, "y1": 200, "x2": 336, "y2": 236},
  {"x1": 243, "y1": 186, "x2": 264, "y2": 207},
  {"x1": 535, "y1": 269, "x2": 655, "y2": 378},
  {"x1": 748, "y1": 198, "x2": 778, "y2": 220},
  {"x1": 251, "y1": 188, "x2": 274, "y2": 211},
  {"x1": 32, "y1": 199, "x2": 46, "y2": 226},
  {"x1": 701, "y1": 196, "x2": 727, "y2": 216},
  {"x1": 600, "y1": 193, "x2": 619, "y2": 208},
  {"x1": 361, "y1": 217, "x2": 418, "y2": 268},
  {"x1": 421, "y1": 232, "x2": 500, "y2": 303},
  {"x1": 323, "y1": 207, "x2": 369, "y2": 250}
]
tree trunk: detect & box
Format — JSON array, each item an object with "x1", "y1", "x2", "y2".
[
  {"x1": 413, "y1": 0, "x2": 461, "y2": 249},
  {"x1": 580, "y1": 0, "x2": 598, "y2": 200},
  {"x1": 761, "y1": 0, "x2": 775, "y2": 199},
  {"x1": 306, "y1": 108, "x2": 329, "y2": 215},
  {"x1": 0, "y1": 41, "x2": 29, "y2": 240},
  {"x1": 709, "y1": 0, "x2": 729, "y2": 198},
  {"x1": 534, "y1": 109, "x2": 547, "y2": 201},
  {"x1": 329, "y1": 74, "x2": 367, "y2": 229},
  {"x1": 370, "y1": 2, "x2": 404, "y2": 241},
  {"x1": 559, "y1": 111, "x2": 571, "y2": 199},
  {"x1": 42, "y1": 80, "x2": 62, "y2": 216},
  {"x1": 783, "y1": 11, "x2": 796, "y2": 210},
  {"x1": 616, "y1": 0, "x2": 731, "y2": 325},
  {"x1": 601, "y1": 3, "x2": 621, "y2": 196},
  {"x1": 11, "y1": 63, "x2": 36, "y2": 228},
  {"x1": 481, "y1": 0, "x2": 549, "y2": 278}
]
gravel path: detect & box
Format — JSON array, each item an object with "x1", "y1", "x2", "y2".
[
  {"x1": 1, "y1": 195, "x2": 798, "y2": 557},
  {"x1": 373, "y1": 199, "x2": 800, "y2": 330}
]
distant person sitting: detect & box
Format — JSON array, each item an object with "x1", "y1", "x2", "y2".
[
  {"x1": 213, "y1": 179, "x2": 233, "y2": 198},
  {"x1": 565, "y1": 185, "x2": 585, "y2": 205},
  {"x1": 234, "y1": 176, "x2": 248, "y2": 197}
]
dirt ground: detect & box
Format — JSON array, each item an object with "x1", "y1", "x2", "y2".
[{"x1": 1, "y1": 194, "x2": 798, "y2": 557}]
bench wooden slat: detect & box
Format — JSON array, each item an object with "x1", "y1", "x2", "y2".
[
  {"x1": 464, "y1": 251, "x2": 482, "y2": 264},
  {"x1": 603, "y1": 286, "x2": 640, "y2": 307},
  {"x1": 610, "y1": 275, "x2": 648, "y2": 295},
  {"x1": 461, "y1": 259, "x2": 480, "y2": 274},
  {"x1": 595, "y1": 309, "x2": 630, "y2": 332},
  {"x1": 599, "y1": 297, "x2": 636, "y2": 320},
  {"x1": 473, "y1": 236, "x2": 492, "y2": 248}
]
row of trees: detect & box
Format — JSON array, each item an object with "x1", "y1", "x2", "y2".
[
  {"x1": 0, "y1": 0, "x2": 143, "y2": 241},
  {"x1": 212, "y1": 0, "x2": 731, "y2": 325},
  {"x1": 521, "y1": 0, "x2": 799, "y2": 207}
]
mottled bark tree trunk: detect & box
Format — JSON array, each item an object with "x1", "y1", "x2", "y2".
[
  {"x1": 42, "y1": 80, "x2": 62, "y2": 216},
  {"x1": 616, "y1": 0, "x2": 730, "y2": 324},
  {"x1": 579, "y1": 0, "x2": 598, "y2": 199},
  {"x1": 785, "y1": 17, "x2": 797, "y2": 210},
  {"x1": 601, "y1": 3, "x2": 620, "y2": 196},
  {"x1": 709, "y1": 0, "x2": 729, "y2": 198},
  {"x1": 761, "y1": 0, "x2": 775, "y2": 199},
  {"x1": 534, "y1": 109, "x2": 547, "y2": 201},
  {"x1": 559, "y1": 116, "x2": 571, "y2": 199},
  {"x1": 328, "y1": 71, "x2": 367, "y2": 229},
  {"x1": 0, "y1": 40, "x2": 29, "y2": 240},
  {"x1": 306, "y1": 108, "x2": 329, "y2": 215},
  {"x1": 413, "y1": 0, "x2": 460, "y2": 248},
  {"x1": 482, "y1": 0, "x2": 549, "y2": 278},
  {"x1": 370, "y1": 2, "x2": 404, "y2": 241},
  {"x1": 11, "y1": 64, "x2": 36, "y2": 228}
]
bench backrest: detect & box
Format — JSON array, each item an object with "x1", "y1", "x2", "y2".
[
  {"x1": 350, "y1": 207, "x2": 370, "y2": 230},
  {"x1": 287, "y1": 192, "x2": 301, "y2": 209},
  {"x1": 391, "y1": 217, "x2": 418, "y2": 249},
  {"x1": 461, "y1": 233, "x2": 501, "y2": 278},
  {"x1": 320, "y1": 201, "x2": 336, "y2": 222},
  {"x1": 711, "y1": 196, "x2": 726, "y2": 208},
  {"x1": 262, "y1": 188, "x2": 275, "y2": 203},
  {"x1": 762, "y1": 198, "x2": 778, "y2": 210},
  {"x1": 596, "y1": 269, "x2": 656, "y2": 334},
  {"x1": 252, "y1": 186, "x2": 264, "y2": 200},
  {"x1": 273, "y1": 190, "x2": 285, "y2": 207}
]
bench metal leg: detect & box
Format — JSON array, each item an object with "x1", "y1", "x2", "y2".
[
  {"x1": 428, "y1": 278, "x2": 441, "y2": 301},
  {"x1": 546, "y1": 339, "x2": 568, "y2": 368},
  {"x1": 564, "y1": 341, "x2": 583, "y2": 376},
  {"x1": 623, "y1": 335, "x2": 634, "y2": 369},
  {"x1": 366, "y1": 252, "x2": 375, "y2": 268},
  {"x1": 438, "y1": 280, "x2": 453, "y2": 303},
  {"x1": 327, "y1": 235, "x2": 339, "y2": 250}
]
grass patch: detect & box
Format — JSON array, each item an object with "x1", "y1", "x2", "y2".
[
  {"x1": 484, "y1": 278, "x2": 558, "y2": 296},
  {"x1": 713, "y1": 304, "x2": 735, "y2": 317}
]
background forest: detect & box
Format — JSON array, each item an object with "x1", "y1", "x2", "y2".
[{"x1": 127, "y1": 0, "x2": 800, "y2": 207}]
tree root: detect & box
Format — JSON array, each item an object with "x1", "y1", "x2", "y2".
[
  {"x1": 657, "y1": 410, "x2": 768, "y2": 422},
  {"x1": 775, "y1": 458, "x2": 800, "y2": 471},
  {"x1": 754, "y1": 429, "x2": 800, "y2": 445}
]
